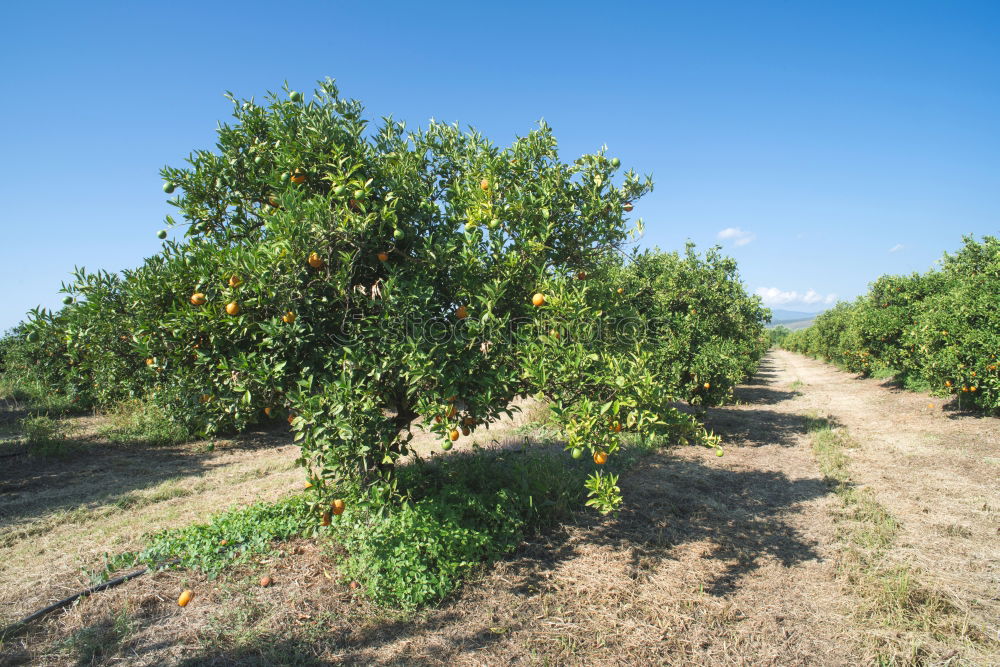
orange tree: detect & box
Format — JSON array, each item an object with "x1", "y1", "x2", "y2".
[
  {"x1": 6, "y1": 80, "x2": 772, "y2": 513},
  {"x1": 783, "y1": 236, "x2": 999, "y2": 413},
  {"x1": 519, "y1": 244, "x2": 769, "y2": 510},
  {"x1": 612, "y1": 245, "x2": 770, "y2": 406}
]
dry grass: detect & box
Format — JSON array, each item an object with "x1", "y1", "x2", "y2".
[
  {"x1": 1, "y1": 351, "x2": 998, "y2": 665},
  {"x1": 806, "y1": 415, "x2": 991, "y2": 663}
]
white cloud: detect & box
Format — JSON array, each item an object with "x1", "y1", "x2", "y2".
[
  {"x1": 756, "y1": 287, "x2": 837, "y2": 307},
  {"x1": 889, "y1": 244, "x2": 904, "y2": 253},
  {"x1": 717, "y1": 227, "x2": 756, "y2": 246}
]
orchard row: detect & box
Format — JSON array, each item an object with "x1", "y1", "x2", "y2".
[{"x1": 782, "y1": 235, "x2": 999, "y2": 413}]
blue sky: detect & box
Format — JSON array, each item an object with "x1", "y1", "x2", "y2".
[{"x1": 1, "y1": 1, "x2": 998, "y2": 331}]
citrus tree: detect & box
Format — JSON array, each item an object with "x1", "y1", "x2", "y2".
[
  {"x1": 5, "y1": 79, "x2": 773, "y2": 515},
  {"x1": 782, "y1": 235, "x2": 1000, "y2": 413}
]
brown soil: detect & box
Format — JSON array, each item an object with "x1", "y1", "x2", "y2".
[{"x1": 1, "y1": 350, "x2": 997, "y2": 665}]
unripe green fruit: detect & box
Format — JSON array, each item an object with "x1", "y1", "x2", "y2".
[
  {"x1": 62, "y1": 296, "x2": 73, "y2": 305},
  {"x1": 157, "y1": 230, "x2": 168, "y2": 239},
  {"x1": 393, "y1": 228, "x2": 405, "y2": 241},
  {"x1": 254, "y1": 156, "x2": 263, "y2": 165},
  {"x1": 163, "y1": 181, "x2": 176, "y2": 194},
  {"x1": 334, "y1": 185, "x2": 347, "y2": 196},
  {"x1": 441, "y1": 440, "x2": 453, "y2": 451},
  {"x1": 353, "y1": 189, "x2": 365, "y2": 200},
  {"x1": 281, "y1": 172, "x2": 290, "y2": 183},
  {"x1": 610, "y1": 157, "x2": 620, "y2": 168},
  {"x1": 289, "y1": 91, "x2": 303, "y2": 102},
  {"x1": 571, "y1": 447, "x2": 583, "y2": 460}
]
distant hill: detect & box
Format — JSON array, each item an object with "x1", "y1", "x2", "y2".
[
  {"x1": 769, "y1": 317, "x2": 815, "y2": 331},
  {"x1": 768, "y1": 309, "x2": 820, "y2": 321},
  {"x1": 766, "y1": 308, "x2": 824, "y2": 331}
]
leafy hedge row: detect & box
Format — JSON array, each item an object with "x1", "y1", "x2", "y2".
[{"x1": 782, "y1": 236, "x2": 1000, "y2": 412}]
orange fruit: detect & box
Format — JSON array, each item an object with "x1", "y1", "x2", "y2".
[
  {"x1": 532, "y1": 293, "x2": 546, "y2": 307},
  {"x1": 320, "y1": 512, "x2": 331, "y2": 526},
  {"x1": 434, "y1": 415, "x2": 442, "y2": 424},
  {"x1": 610, "y1": 421, "x2": 622, "y2": 433},
  {"x1": 456, "y1": 305, "x2": 468, "y2": 320},
  {"x1": 308, "y1": 252, "x2": 325, "y2": 269},
  {"x1": 260, "y1": 576, "x2": 273, "y2": 587},
  {"x1": 617, "y1": 287, "x2": 624, "y2": 294},
  {"x1": 593, "y1": 451, "x2": 608, "y2": 465},
  {"x1": 480, "y1": 178, "x2": 489, "y2": 191},
  {"x1": 971, "y1": 386, "x2": 977, "y2": 392},
  {"x1": 576, "y1": 271, "x2": 587, "y2": 280},
  {"x1": 703, "y1": 382, "x2": 711, "y2": 390},
  {"x1": 264, "y1": 407, "x2": 272, "y2": 417},
  {"x1": 178, "y1": 590, "x2": 194, "y2": 607},
  {"x1": 461, "y1": 426, "x2": 471, "y2": 436},
  {"x1": 291, "y1": 169, "x2": 307, "y2": 184},
  {"x1": 226, "y1": 302, "x2": 240, "y2": 316},
  {"x1": 377, "y1": 251, "x2": 389, "y2": 262},
  {"x1": 145, "y1": 358, "x2": 154, "y2": 366},
  {"x1": 549, "y1": 329, "x2": 560, "y2": 339},
  {"x1": 229, "y1": 275, "x2": 242, "y2": 288},
  {"x1": 190, "y1": 292, "x2": 207, "y2": 306},
  {"x1": 945, "y1": 381, "x2": 952, "y2": 387},
  {"x1": 282, "y1": 311, "x2": 296, "y2": 324},
  {"x1": 623, "y1": 202, "x2": 633, "y2": 212},
  {"x1": 287, "y1": 413, "x2": 296, "y2": 425},
  {"x1": 331, "y1": 499, "x2": 346, "y2": 516},
  {"x1": 449, "y1": 429, "x2": 460, "y2": 441}
]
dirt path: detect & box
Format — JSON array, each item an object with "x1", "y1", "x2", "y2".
[
  {"x1": 762, "y1": 350, "x2": 1000, "y2": 649},
  {"x1": 2, "y1": 351, "x2": 997, "y2": 665}
]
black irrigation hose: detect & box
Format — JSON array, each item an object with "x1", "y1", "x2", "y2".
[{"x1": 1, "y1": 558, "x2": 181, "y2": 637}]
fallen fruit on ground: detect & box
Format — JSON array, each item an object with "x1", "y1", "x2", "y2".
[{"x1": 178, "y1": 590, "x2": 193, "y2": 607}]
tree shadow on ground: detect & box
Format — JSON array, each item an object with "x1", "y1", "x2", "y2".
[
  {"x1": 0, "y1": 418, "x2": 295, "y2": 531},
  {"x1": 703, "y1": 405, "x2": 842, "y2": 448},
  {"x1": 114, "y1": 437, "x2": 834, "y2": 665},
  {"x1": 5, "y1": 362, "x2": 841, "y2": 665},
  {"x1": 730, "y1": 386, "x2": 800, "y2": 405}
]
